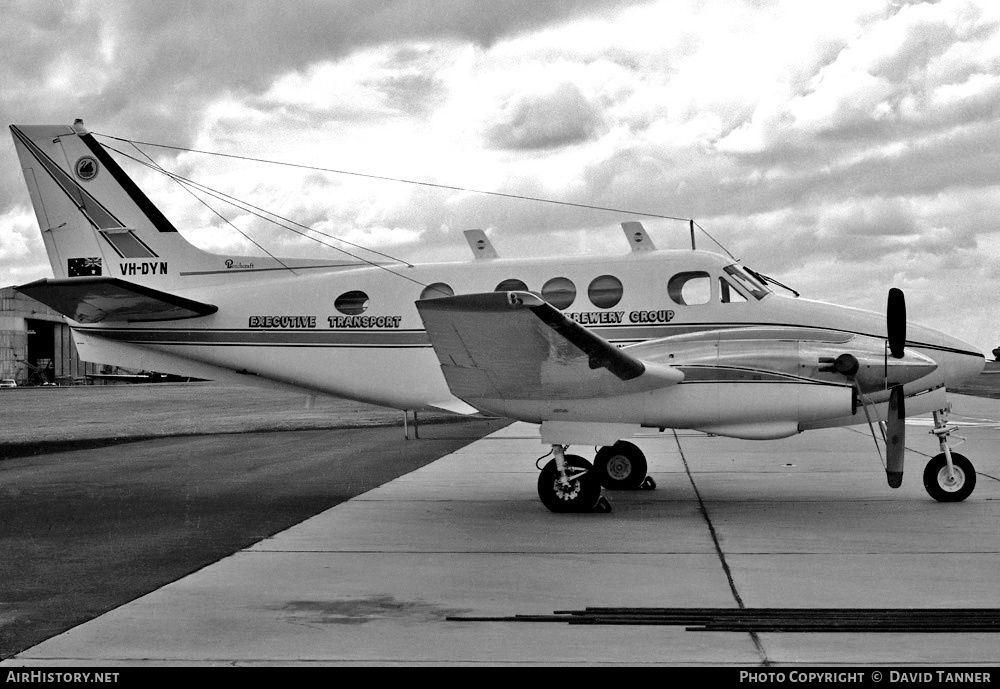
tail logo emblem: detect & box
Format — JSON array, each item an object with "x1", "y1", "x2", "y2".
[{"x1": 75, "y1": 156, "x2": 99, "y2": 181}]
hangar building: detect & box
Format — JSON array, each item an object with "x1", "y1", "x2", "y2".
[{"x1": 0, "y1": 285, "x2": 105, "y2": 385}]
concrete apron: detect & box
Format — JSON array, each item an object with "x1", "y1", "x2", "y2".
[{"x1": 5, "y1": 394, "x2": 1000, "y2": 666}]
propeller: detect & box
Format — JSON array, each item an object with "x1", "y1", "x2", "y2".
[
  {"x1": 885, "y1": 385, "x2": 905, "y2": 488},
  {"x1": 886, "y1": 287, "x2": 906, "y2": 359},
  {"x1": 884, "y1": 287, "x2": 907, "y2": 487}
]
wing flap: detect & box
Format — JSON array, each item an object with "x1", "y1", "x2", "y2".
[
  {"x1": 416, "y1": 291, "x2": 682, "y2": 402},
  {"x1": 15, "y1": 277, "x2": 218, "y2": 323}
]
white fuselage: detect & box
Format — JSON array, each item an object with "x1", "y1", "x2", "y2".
[{"x1": 70, "y1": 248, "x2": 984, "y2": 437}]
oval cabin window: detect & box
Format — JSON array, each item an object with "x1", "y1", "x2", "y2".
[
  {"x1": 420, "y1": 283, "x2": 454, "y2": 300},
  {"x1": 541, "y1": 277, "x2": 577, "y2": 310},
  {"x1": 495, "y1": 279, "x2": 528, "y2": 292},
  {"x1": 588, "y1": 275, "x2": 623, "y2": 309},
  {"x1": 334, "y1": 290, "x2": 370, "y2": 315}
]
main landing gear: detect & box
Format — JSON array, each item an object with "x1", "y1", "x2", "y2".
[
  {"x1": 537, "y1": 441, "x2": 655, "y2": 513},
  {"x1": 537, "y1": 447, "x2": 605, "y2": 513},
  {"x1": 593, "y1": 440, "x2": 656, "y2": 491},
  {"x1": 923, "y1": 409, "x2": 976, "y2": 502}
]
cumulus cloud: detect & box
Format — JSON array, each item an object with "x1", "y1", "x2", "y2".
[
  {"x1": 0, "y1": 208, "x2": 41, "y2": 260},
  {"x1": 482, "y1": 82, "x2": 603, "y2": 150},
  {"x1": 0, "y1": 206, "x2": 50, "y2": 282},
  {"x1": 718, "y1": 0, "x2": 1000, "y2": 149}
]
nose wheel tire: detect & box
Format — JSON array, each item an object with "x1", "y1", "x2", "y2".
[
  {"x1": 923, "y1": 452, "x2": 976, "y2": 503},
  {"x1": 594, "y1": 441, "x2": 648, "y2": 490},
  {"x1": 538, "y1": 455, "x2": 602, "y2": 513}
]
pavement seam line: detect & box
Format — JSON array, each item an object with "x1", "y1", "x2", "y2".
[{"x1": 671, "y1": 430, "x2": 771, "y2": 666}]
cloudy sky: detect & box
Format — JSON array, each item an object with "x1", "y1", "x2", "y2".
[{"x1": 1, "y1": 0, "x2": 998, "y2": 353}]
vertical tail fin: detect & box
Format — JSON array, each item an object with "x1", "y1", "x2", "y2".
[
  {"x1": 10, "y1": 120, "x2": 342, "y2": 288},
  {"x1": 11, "y1": 121, "x2": 188, "y2": 283}
]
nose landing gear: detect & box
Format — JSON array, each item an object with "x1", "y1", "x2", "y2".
[{"x1": 923, "y1": 409, "x2": 976, "y2": 502}]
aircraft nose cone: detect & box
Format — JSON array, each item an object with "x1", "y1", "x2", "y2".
[
  {"x1": 950, "y1": 347, "x2": 986, "y2": 387},
  {"x1": 919, "y1": 329, "x2": 985, "y2": 389}
]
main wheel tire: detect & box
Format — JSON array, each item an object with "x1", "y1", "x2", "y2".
[
  {"x1": 594, "y1": 441, "x2": 648, "y2": 490},
  {"x1": 923, "y1": 452, "x2": 976, "y2": 502},
  {"x1": 537, "y1": 455, "x2": 602, "y2": 513}
]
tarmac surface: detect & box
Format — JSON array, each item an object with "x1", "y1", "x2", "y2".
[
  {"x1": 0, "y1": 384, "x2": 506, "y2": 660},
  {"x1": 2, "y1": 389, "x2": 999, "y2": 666}
]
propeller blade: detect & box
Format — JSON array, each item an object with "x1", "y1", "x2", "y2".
[
  {"x1": 885, "y1": 385, "x2": 905, "y2": 488},
  {"x1": 887, "y1": 288, "x2": 906, "y2": 359}
]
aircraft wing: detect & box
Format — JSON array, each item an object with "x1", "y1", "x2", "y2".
[
  {"x1": 416, "y1": 291, "x2": 683, "y2": 404},
  {"x1": 15, "y1": 277, "x2": 218, "y2": 323}
]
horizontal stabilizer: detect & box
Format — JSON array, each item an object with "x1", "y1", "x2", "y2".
[
  {"x1": 416, "y1": 291, "x2": 682, "y2": 403},
  {"x1": 15, "y1": 277, "x2": 218, "y2": 323}
]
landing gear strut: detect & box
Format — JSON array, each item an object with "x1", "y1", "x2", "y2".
[
  {"x1": 923, "y1": 409, "x2": 976, "y2": 502},
  {"x1": 594, "y1": 441, "x2": 655, "y2": 490},
  {"x1": 537, "y1": 445, "x2": 610, "y2": 513}
]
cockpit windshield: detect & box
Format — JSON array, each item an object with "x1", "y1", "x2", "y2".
[{"x1": 723, "y1": 264, "x2": 770, "y2": 300}]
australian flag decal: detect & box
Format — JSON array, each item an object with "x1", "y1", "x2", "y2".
[{"x1": 68, "y1": 257, "x2": 102, "y2": 277}]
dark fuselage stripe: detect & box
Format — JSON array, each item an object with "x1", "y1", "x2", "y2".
[{"x1": 76, "y1": 327, "x2": 431, "y2": 347}]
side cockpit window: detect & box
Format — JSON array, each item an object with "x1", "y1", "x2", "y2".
[
  {"x1": 719, "y1": 277, "x2": 748, "y2": 303},
  {"x1": 667, "y1": 271, "x2": 711, "y2": 306}
]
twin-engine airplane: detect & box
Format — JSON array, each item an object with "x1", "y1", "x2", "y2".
[{"x1": 10, "y1": 121, "x2": 986, "y2": 512}]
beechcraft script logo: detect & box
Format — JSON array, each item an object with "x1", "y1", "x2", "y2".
[
  {"x1": 75, "y1": 156, "x2": 99, "y2": 181},
  {"x1": 68, "y1": 257, "x2": 102, "y2": 277}
]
